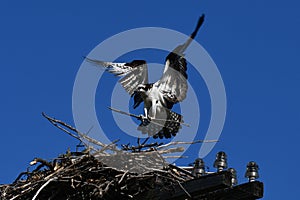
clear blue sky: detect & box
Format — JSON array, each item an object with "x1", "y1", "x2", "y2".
[{"x1": 0, "y1": 1, "x2": 299, "y2": 199}]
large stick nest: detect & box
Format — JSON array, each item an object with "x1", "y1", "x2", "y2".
[
  {"x1": 0, "y1": 113, "x2": 216, "y2": 200},
  {"x1": 0, "y1": 152, "x2": 193, "y2": 200}
]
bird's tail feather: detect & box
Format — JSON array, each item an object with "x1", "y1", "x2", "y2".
[{"x1": 175, "y1": 14, "x2": 205, "y2": 54}]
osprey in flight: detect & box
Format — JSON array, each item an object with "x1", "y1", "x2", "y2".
[{"x1": 86, "y1": 15, "x2": 205, "y2": 139}]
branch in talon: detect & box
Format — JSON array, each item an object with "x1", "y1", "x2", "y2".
[{"x1": 140, "y1": 115, "x2": 151, "y2": 126}]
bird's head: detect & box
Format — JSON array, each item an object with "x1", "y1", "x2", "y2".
[
  {"x1": 137, "y1": 84, "x2": 152, "y2": 93},
  {"x1": 137, "y1": 84, "x2": 147, "y2": 93}
]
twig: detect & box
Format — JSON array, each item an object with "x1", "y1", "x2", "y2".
[
  {"x1": 42, "y1": 112, "x2": 82, "y2": 142},
  {"x1": 109, "y1": 107, "x2": 190, "y2": 127},
  {"x1": 98, "y1": 139, "x2": 120, "y2": 153},
  {"x1": 103, "y1": 181, "x2": 113, "y2": 195},
  {"x1": 118, "y1": 170, "x2": 128, "y2": 184},
  {"x1": 156, "y1": 140, "x2": 218, "y2": 149},
  {"x1": 141, "y1": 137, "x2": 150, "y2": 146},
  {"x1": 32, "y1": 177, "x2": 57, "y2": 200},
  {"x1": 30, "y1": 158, "x2": 54, "y2": 171},
  {"x1": 168, "y1": 164, "x2": 193, "y2": 177},
  {"x1": 121, "y1": 142, "x2": 162, "y2": 152},
  {"x1": 13, "y1": 172, "x2": 30, "y2": 184},
  {"x1": 10, "y1": 194, "x2": 22, "y2": 200},
  {"x1": 177, "y1": 180, "x2": 192, "y2": 198},
  {"x1": 42, "y1": 112, "x2": 119, "y2": 153},
  {"x1": 162, "y1": 155, "x2": 188, "y2": 159},
  {"x1": 158, "y1": 147, "x2": 185, "y2": 154}
]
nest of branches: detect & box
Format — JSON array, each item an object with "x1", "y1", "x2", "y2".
[
  {"x1": 1, "y1": 152, "x2": 194, "y2": 200},
  {"x1": 0, "y1": 113, "x2": 217, "y2": 200}
]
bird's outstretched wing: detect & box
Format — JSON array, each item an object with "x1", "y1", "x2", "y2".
[
  {"x1": 155, "y1": 53, "x2": 188, "y2": 106},
  {"x1": 155, "y1": 14, "x2": 205, "y2": 107},
  {"x1": 85, "y1": 58, "x2": 148, "y2": 95}
]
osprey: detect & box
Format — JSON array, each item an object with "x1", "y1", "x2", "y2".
[{"x1": 86, "y1": 15, "x2": 205, "y2": 139}]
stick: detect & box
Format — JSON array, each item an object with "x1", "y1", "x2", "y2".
[
  {"x1": 13, "y1": 172, "x2": 30, "y2": 184},
  {"x1": 118, "y1": 171, "x2": 128, "y2": 184},
  {"x1": 98, "y1": 139, "x2": 120, "y2": 153},
  {"x1": 158, "y1": 147, "x2": 185, "y2": 154},
  {"x1": 177, "y1": 180, "x2": 192, "y2": 198},
  {"x1": 108, "y1": 107, "x2": 141, "y2": 118},
  {"x1": 162, "y1": 156, "x2": 188, "y2": 159},
  {"x1": 157, "y1": 139, "x2": 218, "y2": 149},
  {"x1": 32, "y1": 177, "x2": 57, "y2": 200},
  {"x1": 42, "y1": 112, "x2": 83, "y2": 142},
  {"x1": 42, "y1": 112, "x2": 119, "y2": 153},
  {"x1": 169, "y1": 164, "x2": 193, "y2": 177},
  {"x1": 121, "y1": 142, "x2": 161, "y2": 152},
  {"x1": 108, "y1": 107, "x2": 190, "y2": 127}
]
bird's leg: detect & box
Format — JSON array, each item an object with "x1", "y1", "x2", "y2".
[
  {"x1": 149, "y1": 100, "x2": 157, "y2": 119},
  {"x1": 144, "y1": 107, "x2": 148, "y2": 119},
  {"x1": 139, "y1": 108, "x2": 151, "y2": 125}
]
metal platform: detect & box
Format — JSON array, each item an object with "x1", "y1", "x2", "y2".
[{"x1": 151, "y1": 171, "x2": 263, "y2": 200}]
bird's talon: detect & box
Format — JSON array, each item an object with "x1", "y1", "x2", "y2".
[{"x1": 139, "y1": 115, "x2": 151, "y2": 125}]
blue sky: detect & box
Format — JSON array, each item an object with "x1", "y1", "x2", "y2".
[{"x1": 0, "y1": 1, "x2": 299, "y2": 199}]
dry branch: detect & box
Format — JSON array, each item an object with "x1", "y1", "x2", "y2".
[
  {"x1": 42, "y1": 112, "x2": 119, "y2": 153},
  {"x1": 0, "y1": 113, "x2": 220, "y2": 199},
  {"x1": 0, "y1": 152, "x2": 194, "y2": 200}
]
